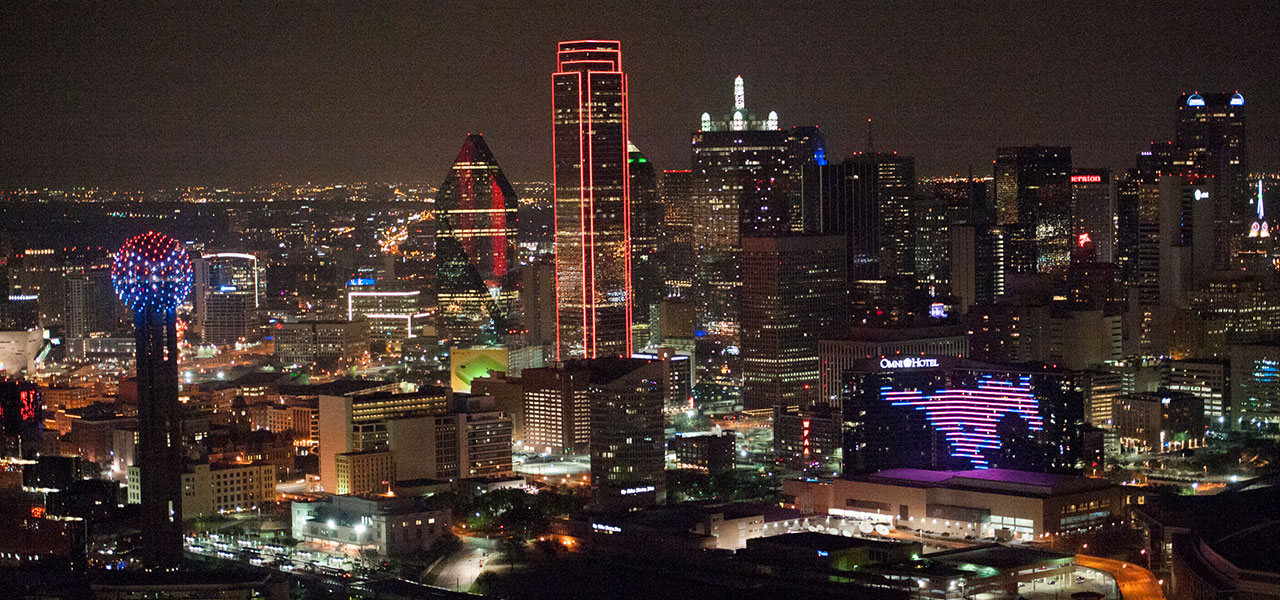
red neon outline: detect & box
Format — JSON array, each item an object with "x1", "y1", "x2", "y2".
[
  {"x1": 585, "y1": 71, "x2": 596, "y2": 358},
  {"x1": 621, "y1": 71, "x2": 633, "y2": 357},
  {"x1": 554, "y1": 40, "x2": 631, "y2": 359},
  {"x1": 552, "y1": 70, "x2": 562, "y2": 360}
]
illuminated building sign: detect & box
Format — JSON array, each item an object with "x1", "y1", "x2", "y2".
[
  {"x1": 592, "y1": 523, "x2": 622, "y2": 534},
  {"x1": 1070, "y1": 174, "x2": 1102, "y2": 183},
  {"x1": 929, "y1": 303, "x2": 948, "y2": 319},
  {"x1": 880, "y1": 357, "x2": 940, "y2": 369},
  {"x1": 1077, "y1": 233, "x2": 1092, "y2": 247},
  {"x1": 619, "y1": 485, "x2": 655, "y2": 496},
  {"x1": 883, "y1": 375, "x2": 1044, "y2": 468},
  {"x1": 1194, "y1": 189, "x2": 1209, "y2": 201}
]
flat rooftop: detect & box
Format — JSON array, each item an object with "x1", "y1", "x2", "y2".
[
  {"x1": 752, "y1": 532, "x2": 906, "y2": 552},
  {"x1": 860, "y1": 468, "x2": 1114, "y2": 497}
]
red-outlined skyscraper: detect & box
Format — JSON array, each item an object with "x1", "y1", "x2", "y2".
[{"x1": 553, "y1": 40, "x2": 632, "y2": 359}]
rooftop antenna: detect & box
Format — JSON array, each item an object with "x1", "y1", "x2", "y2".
[{"x1": 866, "y1": 117, "x2": 874, "y2": 154}]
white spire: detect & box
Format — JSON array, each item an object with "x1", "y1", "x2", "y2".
[
  {"x1": 734, "y1": 75, "x2": 745, "y2": 111},
  {"x1": 1258, "y1": 179, "x2": 1266, "y2": 220},
  {"x1": 701, "y1": 112, "x2": 712, "y2": 131},
  {"x1": 766, "y1": 110, "x2": 778, "y2": 130},
  {"x1": 731, "y1": 110, "x2": 745, "y2": 131}
]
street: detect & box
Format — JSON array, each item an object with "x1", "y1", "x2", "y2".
[
  {"x1": 1076, "y1": 554, "x2": 1166, "y2": 600},
  {"x1": 427, "y1": 535, "x2": 501, "y2": 592}
]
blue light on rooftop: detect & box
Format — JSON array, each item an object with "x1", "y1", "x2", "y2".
[{"x1": 1187, "y1": 94, "x2": 1205, "y2": 107}]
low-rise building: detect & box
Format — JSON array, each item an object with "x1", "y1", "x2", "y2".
[
  {"x1": 669, "y1": 431, "x2": 736, "y2": 473},
  {"x1": 783, "y1": 468, "x2": 1127, "y2": 542},
  {"x1": 128, "y1": 462, "x2": 276, "y2": 519},
  {"x1": 291, "y1": 494, "x2": 450, "y2": 557}
]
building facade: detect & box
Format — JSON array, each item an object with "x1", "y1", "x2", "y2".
[{"x1": 553, "y1": 40, "x2": 633, "y2": 359}]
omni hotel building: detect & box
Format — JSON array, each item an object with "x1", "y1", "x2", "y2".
[{"x1": 838, "y1": 356, "x2": 1084, "y2": 474}]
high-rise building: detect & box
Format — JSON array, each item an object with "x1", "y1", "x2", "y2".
[
  {"x1": 346, "y1": 287, "x2": 424, "y2": 350},
  {"x1": 585, "y1": 358, "x2": 666, "y2": 508},
  {"x1": 741, "y1": 235, "x2": 846, "y2": 411},
  {"x1": 949, "y1": 223, "x2": 1005, "y2": 309},
  {"x1": 842, "y1": 357, "x2": 1084, "y2": 474},
  {"x1": 521, "y1": 363, "x2": 592, "y2": 456},
  {"x1": 689, "y1": 76, "x2": 788, "y2": 405},
  {"x1": 194, "y1": 253, "x2": 260, "y2": 346},
  {"x1": 64, "y1": 268, "x2": 122, "y2": 356},
  {"x1": 434, "y1": 134, "x2": 520, "y2": 348},
  {"x1": 553, "y1": 40, "x2": 633, "y2": 360},
  {"x1": 1229, "y1": 343, "x2": 1280, "y2": 433},
  {"x1": 1070, "y1": 169, "x2": 1115, "y2": 263},
  {"x1": 274, "y1": 320, "x2": 369, "y2": 367},
  {"x1": 660, "y1": 169, "x2": 696, "y2": 299},
  {"x1": 691, "y1": 76, "x2": 788, "y2": 335},
  {"x1": 1175, "y1": 92, "x2": 1247, "y2": 266},
  {"x1": 629, "y1": 141, "x2": 663, "y2": 348},
  {"x1": 994, "y1": 146, "x2": 1072, "y2": 274},
  {"x1": 798, "y1": 154, "x2": 916, "y2": 280},
  {"x1": 784, "y1": 126, "x2": 828, "y2": 233},
  {"x1": 111, "y1": 232, "x2": 192, "y2": 571},
  {"x1": 317, "y1": 387, "x2": 450, "y2": 493}
]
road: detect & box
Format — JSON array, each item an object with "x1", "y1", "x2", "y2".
[
  {"x1": 427, "y1": 536, "x2": 499, "y2": 592},
  {"x1": 1076, "y1": 554, "x2": 1165, "y2": 600}
]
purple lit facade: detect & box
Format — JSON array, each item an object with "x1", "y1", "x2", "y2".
[{"x1": 882, "y1": 375, "x2": 1044, "y2": 468}]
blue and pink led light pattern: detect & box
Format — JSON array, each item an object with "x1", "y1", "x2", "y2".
[
  {"x1": 111, "y1": 231, "x2": 193, "y2": 312},
  {"x1": 883, "y1": 375, "x2": 1043, "y2": 468}
]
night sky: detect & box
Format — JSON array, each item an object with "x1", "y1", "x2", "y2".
[{"x1": 3, "y1": 1, "x2": 1278, "y2": 188}]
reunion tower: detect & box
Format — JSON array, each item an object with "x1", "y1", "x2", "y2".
[{"x1": 112, "y1": 231, "x2": 192, "y2": 571}]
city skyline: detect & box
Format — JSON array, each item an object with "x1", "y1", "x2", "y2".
[{"x1": 2, "y1": 2, "x2": 1278, "y2": 187}]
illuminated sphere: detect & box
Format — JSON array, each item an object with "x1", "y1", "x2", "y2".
[{"x1": 111, "y1": 231, "x2": 193, "y2": 312}]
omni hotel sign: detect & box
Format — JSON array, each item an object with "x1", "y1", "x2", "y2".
[{"x1": 880, "y1": 357, "x2": 940, "y2": 369}]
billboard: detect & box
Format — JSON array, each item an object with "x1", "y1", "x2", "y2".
[{"x1": 449, "y1": 347, "x2": 509, "y2": 393}]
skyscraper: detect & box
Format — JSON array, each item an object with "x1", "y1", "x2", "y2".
[
  {"x1": 585, "y1": 357, "x2": 666, "y2": 508},
  {"x1": 111, "y1": 231, "x2": 192, "y2": 572},
  {"x1": 553, "y1": 40, "x2": 632, "y2": 359},
  {"x1": 741, "y1": 235, "x2": 846, "y2": 411},
  {"x1": 1070, "y1": 169, "x2": 1115, "y2": 264},
  {"x1": 660, "y1": 169, "x2": 696, "y2": 299},
  {"x1": 798, "y1": 153, "x2": 916, "y2": 281},
  {"x1": 994, "y1": 146, "x2": 1072, "y2": 274},
  {"x1": 434, "y1": 133, "x2": 519, "y2": 348},
  {"x1": 628, "y1": 141, "x2": 662, "y2": 348},
  {"x1": 690, "y1": 76, "x2": 787, "y2": 339},
  {"x1": 1175, "y1": 92, "x2": 1247, "y2": 265}
]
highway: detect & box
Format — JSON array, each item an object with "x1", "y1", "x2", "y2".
[{"x1": 1076, "y1": 554, "x2": 1166, "y2": 600}]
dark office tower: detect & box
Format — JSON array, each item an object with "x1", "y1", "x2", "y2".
[
  {"x1": 741, "y1": 236, "x2": 846, "y2": 411},
  {"x1": 628, "y1": 142, "x2": 662, "y2": 348},
  {"x1": 1176, "y1": 92, "x2": 1247, "y2": 265},
  {"x1": 691, "y1": 76, "x2": 788, "y2": 336},
  {"x1": 553, "y1": 41, "x2": 632, "y2": 359},
  {"x1": 1137, "y1": 141, "x2": 1178, "y2": 180},
  {"x1": 994, "y1": 146, "x2": 1073, "y2": 274},
  {"x1": 785, "y1": 125, "x2": 827, "y2": 232},
  {"x1": 1115, "y1": 170, "x2": 1143, "y2": 286},
  {"x1": 65, "y1": 268, "x2": 120, "y2": 340},
  {"x1": 862, "y1": 153, "x2": 916, "y2": 278},
  {"x1": 434, "y1": 134, "x2": 520, "y2": 348},
  {"x1": 950, "y1": 224, "x2": 1005, "y2": 310},
  {"x1": 798, "y1": 154, "x2": 915, "y2": 281},
  {"x1": 660, "y1": 169, "x2": 696, "y2": 299},
  {"x1": 584, "y1": 357, "x2": 666, "y2": 508},
  {"x1": 514, "y1": 182, "x2": 554, "y2": 262},
  {"x1": 1070, "y1": 169, "x2": 1115, "y2": 263},
  {"x1": 111, "y1": 232, "x2": 191, "y2": 572}
]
